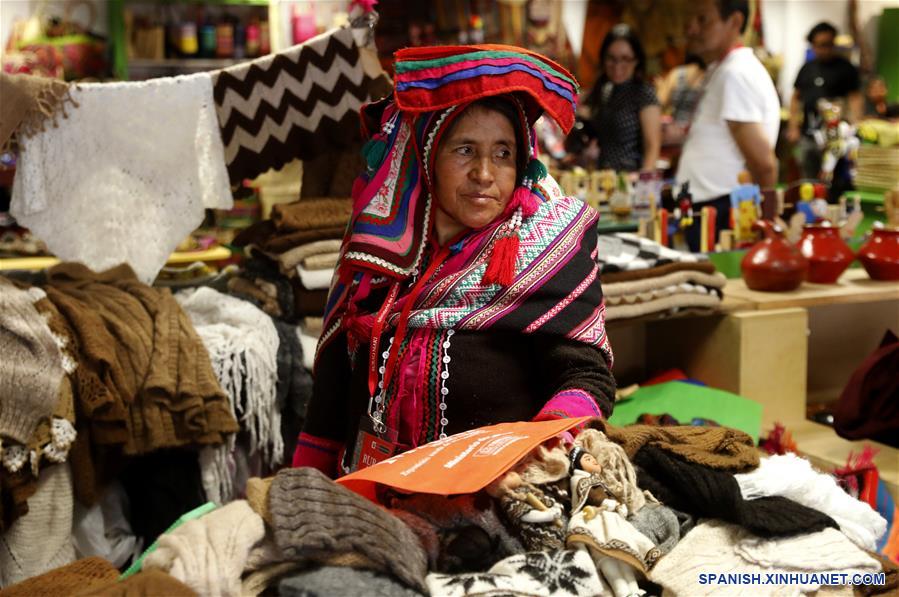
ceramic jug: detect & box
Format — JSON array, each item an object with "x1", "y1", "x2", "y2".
[
  {"x1": 797, "y1": 222, "x2": 854, "y2": 284},
  {"x1": 741, "y1": 220, "x2": 808, "y2": 291},
  {"x1": 858, "y1": 226, "x2": 899, "y2": 281}
]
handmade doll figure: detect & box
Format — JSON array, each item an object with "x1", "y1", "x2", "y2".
[
  {"x1": 486, "y1": 470, "x2": 566, "y2": 551},
  {"x1": 565, "y1": 435, "x2": 657, "y2": 597}
]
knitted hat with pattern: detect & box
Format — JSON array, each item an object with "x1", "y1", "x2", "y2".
[
  {"x1": 142, "y1": 500, "x2": 265, "y2": 596},
  {"x1": 0, "y1": 463, "x2": 76, "y2": 588},
  {"x1": 0, "y1": 279, "x2": 63, "y2": 445},
  {"x1": 268, "y1": 467, "x2": 429, "y2": 593},
  {"x1": 0, "y1": 556, "x2": 117, "y2": 597}
]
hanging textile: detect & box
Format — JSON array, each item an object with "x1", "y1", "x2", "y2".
[
  {"x1": 10, "y1": 72, "x2": 233, "y2": 283},
  {"x1": 212, "y1": 26, "x2": 391, "y2": 184}
]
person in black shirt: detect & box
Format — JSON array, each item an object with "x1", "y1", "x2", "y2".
[
  {"x1": 787, "y1": 21, "x2": 862, "y2": 180},
  {"x1": 581, "y1": 24, "x2": 661, "y2": 172}
]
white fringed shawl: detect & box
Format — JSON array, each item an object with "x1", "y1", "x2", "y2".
[{"x1": 175, "y1": 287, "x2": 281, "y2": 502}]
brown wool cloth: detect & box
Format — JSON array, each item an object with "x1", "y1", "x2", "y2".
[
  {"x1": 268, "y1": 467, "x2": 429, "y2": 593},
  {"x1": 0, "y1": 73, "x2": 76, "y2": 152},
  {"x1": 43, "y1": 263, "x2": 238, "y2": 457},
  {"x1": 587, "y1": 419, "x2": 760, "y2": 472},
  {"x1": 0, "y1": 556, "x2": 118, "y2": 597},
  {"x1": 600, "y1": 261, "x2": 718, "y2": 284},
  {"x1": 855, "y1": 550, "x2": 898, "y2": 596},
  {"x1": 271, "y1": 198, "x2": 352, "y2": 232},
  {"x1": 76, "y1": 569, "x2": 198, "y2": 597}
]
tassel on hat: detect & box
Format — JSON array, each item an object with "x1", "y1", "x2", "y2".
[{"x1": 482, "y1": 158, "x2": 547, "y2": 287}]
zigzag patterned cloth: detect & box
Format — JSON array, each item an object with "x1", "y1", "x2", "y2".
[
  {"x1": 596, "y1": 233, "x2": 707, "y2": 274},
  {"x1": 212, "y1": 26, "x2": 391, "y2": 184}
]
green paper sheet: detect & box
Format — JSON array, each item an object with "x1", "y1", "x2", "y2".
[
  {"x1": 608, "y1": 381, "x2": 763, "y2": 443},
  {"x1": 120, "y1": 501, "x2": 218, "y2": 579}
]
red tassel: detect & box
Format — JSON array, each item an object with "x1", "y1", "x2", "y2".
[
  {"x1": 510, "y1": 185, "x2": 541, "y2": 218},
  {"x1": 482, "y1": 233, "x2": 520, "y2": 286}
]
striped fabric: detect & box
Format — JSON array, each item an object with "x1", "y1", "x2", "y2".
[
  {"x1": 393, "y1": 45, "x2": 578, "y2": 133},
  {"x1": 212, "y1": 26, "x2": 391, "y2": 184}
]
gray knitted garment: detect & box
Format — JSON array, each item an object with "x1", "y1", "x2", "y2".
[
  {"x1": 278, "y1": 566, "x2": 424, "y2": 597},
  {"x1": 268, "y1": 467, "x2": 429, "y2": 593}
]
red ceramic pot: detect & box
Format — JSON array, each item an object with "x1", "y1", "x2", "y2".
[
  {"x1": 741, "y1": 220, "x2": 808, "y2": 291},
  {"x1": 857, "y1": 226, "x2": 899, "y2": 280},
  {"x1": 797, "y1": 223, "x2": 855, "y2": 284}
]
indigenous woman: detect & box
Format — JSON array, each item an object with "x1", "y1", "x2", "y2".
[{"x1": 293, "y1": 45, "x2": 615, "y2": 477}]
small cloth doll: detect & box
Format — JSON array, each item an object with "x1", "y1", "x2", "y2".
[
  {"x1": 566, "y1": 433, "x2": 661, "y2": 597},
  {"x1": 487, "y1": 470, "x2": 566, "y2": 552}
]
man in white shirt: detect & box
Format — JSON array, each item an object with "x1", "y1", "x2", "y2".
[{"x1": 676, "y1": 0, "x2": 780, "y2": 251}]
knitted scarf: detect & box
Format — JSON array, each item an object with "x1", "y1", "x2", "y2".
[{"x1": 175, "y1": 287, "x2": 281, "y2": 502}]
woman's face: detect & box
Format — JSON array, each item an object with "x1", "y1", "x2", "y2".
[
  {"x1": 432, "y1": 106, "x2": 518, "y2": 243},
  {"x1": 604, "y1": 39, "x2": 637, "y2": 84}
]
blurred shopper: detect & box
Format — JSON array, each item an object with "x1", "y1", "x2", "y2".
[
  {"x1": 582, "y1": 24, "x2": 661, "y2": 172},
  {"x1": 787, "y1": 22, "x2": 863, "y2": 178},
  {"x1": 863, "y1": 76, "x2": 899, "y2": 119},
  {"x1": 657, "y1": 53, "x2": 706, "y2": 146},
  {"x1": 676, "y1": 0, "x2": 779, "y2": 252}
]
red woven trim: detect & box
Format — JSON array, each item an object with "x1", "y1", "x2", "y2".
[{"x1": 292, "y1": 432, "x2": 344, "y2": 478}]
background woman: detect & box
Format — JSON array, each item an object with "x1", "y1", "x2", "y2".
[{"x1": 583, "y1": 24, "x2": 661, "y2": 172}]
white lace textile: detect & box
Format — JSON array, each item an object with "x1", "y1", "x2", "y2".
[{"x1": 11, "y1": 73, "x2": 232, "y2": 283}]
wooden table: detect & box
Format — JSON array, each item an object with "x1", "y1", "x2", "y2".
[
  {"x1": 724, "y1": 269, "x2": 899, "y2": 310},
  {"x1": 610, "y1": 269, "x2": 899, "y2": 498}
]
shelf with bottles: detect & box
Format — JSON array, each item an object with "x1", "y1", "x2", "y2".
[{"x1": 109, "y1": 0, "x2": 273, "y2": 80}]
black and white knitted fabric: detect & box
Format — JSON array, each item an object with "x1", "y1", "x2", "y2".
[
  {"x1": 596, "y1": 233, "x2": 707, "y2": 274},
  {"x1": 427, "y1": 549, "x2": 604, "y2": 597},
  {"x1": 212, "y1": 25, "x2": 391, "y2": 184}
]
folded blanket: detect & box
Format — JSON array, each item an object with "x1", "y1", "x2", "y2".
[
  {"x1": 296, "y1": 265, "x2": 334, "y2": 290},
  {"x1": 271, "y1": 198, "x2": 352, "y2": 232},
  {"x1": 605, "y1": 285, "x2": 721, "y2": 321},
  {"x1": 602, "y1": 270, "x2": 726, "y2": 298},
  {"x1": 278, "y1": 239, "x2": 343, "y2": 273},
  {"x1": 11, "y1": 73, "x2": 232, "y2": 283},
  {"x1": 605, "y1": 282, "x2": 719, "y2": 306},
  {"x1": 597, "y1": 233, "x2": 706, "y2": 274},
  {"x1": 600, "y1": 261, "x2": 718, "y2": 284},
  {"x1": 303, "y1": 252, "x2": 340, "y2": 270}
]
